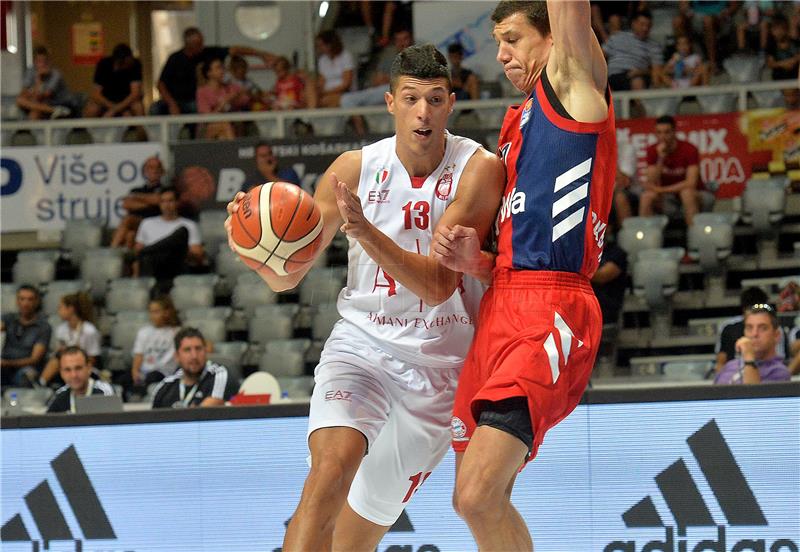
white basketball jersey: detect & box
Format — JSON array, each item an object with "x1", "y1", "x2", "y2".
[{"x1": 337, "y1": 132, "x2": 485, "y2": 369}]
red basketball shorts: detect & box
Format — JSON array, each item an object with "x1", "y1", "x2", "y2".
[{"x1": 451, "y1": 270, "x2": 602, "y2": 463}]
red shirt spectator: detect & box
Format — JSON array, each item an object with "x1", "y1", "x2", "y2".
[
  {"x1": 273, "y1": 74, "x2": 305, "y2": 110},
  {"x1": 645, "y1": 139, "x2": 701, "y2": 189}
]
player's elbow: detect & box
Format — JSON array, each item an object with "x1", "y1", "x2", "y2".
[{"x1": 423, "y1": 279, "x2": 461, "y2": 307}]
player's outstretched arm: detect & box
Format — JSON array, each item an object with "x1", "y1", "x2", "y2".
[
  {"x1": 432, "y1": 224, "x2": 496, "y2": 286},
  {"x1": 335, "y1": 148, "x2": 504, "y2": 306},
  {"x1": 224, "y1": 151, "x2": 357, "y2": 292},
  {"x1": 547, "y1": 0, "x2": 608, "y2": 122}
]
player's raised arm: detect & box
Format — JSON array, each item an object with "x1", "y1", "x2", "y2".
[
  {"x1": 224, "y1": 150, "x2": 358, "y2": 292},
  {"x1": 546, "y1": 0, "x2": 608, "y2": 120}
]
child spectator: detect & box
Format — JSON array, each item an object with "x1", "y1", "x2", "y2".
[
  {"x1": 270, "y1": 56, "x2": 306, "y2": 110},
  {"x1": 196, "y1": 58, "x2": 246, "y2": 139},
  {"x1": 766, "y1": 15, "x2": 800, "y2": 81},
  {"x1": 664, "y1": 35, "x2": 709, "y2": 88},
  {"x1": 228, "y1": 55, "x2": 262, "y2": 111},
  {"x1": 128, "y1": 296, "x2": 181, "y2": 396},
  {"x1": 39, "y1": 292, "x2": 101, "y2": 386}
]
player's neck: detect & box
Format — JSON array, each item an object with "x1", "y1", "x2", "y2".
[{"x1": 394, "y1": 136, "x2": 446, "y2": 178}]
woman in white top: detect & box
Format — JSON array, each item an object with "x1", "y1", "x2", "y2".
[
  {"x1": 311, "y1": 29, "x2": 355, "y2": 108},
  {"x1": 131, "y1": 296, "x2": 181, "y2": 389},
  {"x1": 40, "y1": 292, "x2": 101, "y2": 385}
]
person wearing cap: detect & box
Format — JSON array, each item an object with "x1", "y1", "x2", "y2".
[{"x1": 714, "y1": 305, "x2": 791, "y2": 384}]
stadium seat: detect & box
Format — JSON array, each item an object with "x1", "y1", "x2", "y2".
[
  {"x1": 741, "y1": 176, "x2": 788, "y2": 233},
  {"x1": 61, "y1": 219, "x2": 103, "y2": 262},
  {"x1": 299, "y1": 268, "x2": 346, "y2": 306},
  {"x1": 687, "y1": 213, "x2": 736, "y2": 270},
  {"x1": 662, "y1": 360, "x2": 713, "y2": 381},
  {"x1": 13, "y1": 258, "x2": 55, "y2": 287},
  {"x1": 81, "y1": 249, "x2": 124, "y2": 300},
  {"x1": 249, "y1": 304, "x2": 300, "y2": 344},
  {"x1": 198, "y1": 210, "x2": 229, "y2": 255},
  {"x1": 277, "y1": 376, "x2": 314, "y2": 399},
  {"x1": 617, "y1": 216, "x2": 668, "y2": 258},
  {"x1": 182, "y1": 306, "x2": 232, "y2": 322},
  {"x1": 114, "y1": 309, "x2": 151, "y2": 324},
  {"x1": 259, "y1": 338, "x2": 311, "y2": 378},
  {"x1": 110, "y1": 276, "x2": 155, "y2": 291},
  {"x1": 216, "y1": 245, "x2": 251, "y2": 295},
  {"x1": 632, "y1": 247, "x2": 684, "y2": 308},
  {"x1": 42, "y1": 280, "x2": 89, "y2": 315},
  {"x1": 106, "y1": 286, "x2": 150, "y2": 314},
  {"x1": 722, "y1": 54, "x2": 762, "y2": 84},
  {"x1": 191, "y1": 318, "x2": 227, "y2": 344},
  {"x1": 110, "y1": 319, "x2": 143, "y2": 352},
  {"x1": 311, "y1": 303, "x2": 341, "y2": 340},
  {"x1": 3, "y1": 387, "x2": 53, "y2": 408},
  {"x1": 17, "y1": 250, "x2": 60, "y2": 263},
  {"x1": 171, "y1": 274, "x2": 219, "y2": 311},
  {"x1": 752, "y1": 89, "x2": 783, "y2": 109},
  {"x1": 1, "y1": 284, "x2": 17, "y2": 315},
  {"x1": 641, "y1": 96, "x2": 680, "y2": 117},
  {"x1": 232, "y1": 272, "x2": 278, "y2": 317},
  {"x1": 208, "y1": 340, "x2": 248, "y2": 380},
  {"x1": 697, "y1": 93, "x2": 737, "y2": 114}
]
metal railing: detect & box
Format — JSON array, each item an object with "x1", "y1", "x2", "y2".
[{"x1": 1, "y1": 78, "x2": 795, "y2": 151}]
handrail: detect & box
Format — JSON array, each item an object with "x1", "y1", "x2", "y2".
[{"x1": 1, "y1": 78, "x2": 795, "y2": 151}]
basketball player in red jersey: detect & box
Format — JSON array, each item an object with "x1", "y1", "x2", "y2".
[
  {"x1": 225, "y1": 45, "x2": 503, "y2": 551},
  {"x1": 432, "y1": 1, "x2": 616, "y2": 549}
]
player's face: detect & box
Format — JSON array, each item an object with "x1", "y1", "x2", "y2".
[
  {"x1": 60, "y1": 352, "x2": 91, "y2": 393},
  {"x1": 493, "y1": 13, "x2": 552, "y2": 95},
  {"x1": 386, "y1": 76, "x2": 454, "y2": 154},
  {"x1": 176, "y1": 337, "x2": 207, "y2": 376}
]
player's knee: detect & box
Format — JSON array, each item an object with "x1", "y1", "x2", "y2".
[{"x1": 456, "y1": 474, "x2": 503, "y2": 522}]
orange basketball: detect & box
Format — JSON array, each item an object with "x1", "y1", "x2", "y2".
[{"x1": 230, "y1": 182, "x2": 324, "y2": 276}]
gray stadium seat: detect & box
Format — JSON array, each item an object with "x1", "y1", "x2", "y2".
[
  {"x1": 687, "y1": 213, "x2": 736, "y2": 270},
  {"x1": 3, "y1": 387, "x2": 53, "y2": 408},
  {"x1": 198, "y1": 210, "x2": 229, "y2": 254},
  {"x1": 106, "y1": 286, "x2": 150, "y2": 314},
  {"x1": 114, "y1": 309, "x2": 151, "y2": 324},
  {"x1": 259, "y1": 338, "x2": 311, "y2": 378},
  {"x1": 13, "y1": 258, "x2": 55, "y2": 287},
  {"x1": 42, "y1": 280, "x2": 89, "y2": 315},
  {"x1": 641, "y1": 96, "x2": 680, "y2": 117},
  {"x1": 277, "y1": 375, "x2": 314, "y2": 399},
  {"x1": 171, "y1": 274, "x2": 219, "y2": 311},
  {"x1": 722, "y1": 54, "x2": 762, "y2": 84},
  {"x1": 311, "y1": 303, "x2": 341, "y2": 341},
  {"x1": 299, "y1": 268, "x2": 346, "y2": 306},
  {"x1": 17, "y1": 250, "x2": 60, "y2": 263},
  {"x1": 81, "y1": 249, "x2": 124, "y2": 300},
  {"x1": 61, "y1": 219, "x2": 104, "y2": 263},
  {"x1": 110, "y1": 319, "x2": 145, "y2": 352},
  {"x1": 232, "y1": 272, "x2": 278, "y2": 317},
  {"x1": 697, "y1": 93, "x2": 737, "y2": 114},
  {"x1": 208, "y1": 341, "x2": 248, "y2": 384},
  {"x1": 110, "y1": 276, "x2": 155, "y2": 291},
  {"x1": 632, "y1": 247, "x2": 684, "y2": 308},
  {"x1": 741, "y1": 176, "x2": 788, "y2": 234},
  {"x1": 617, "y1": 216, "x2": 668, "y2": 258},
  {"x1": 191, "y1": 317, "x2": 227, "y2": 344},
  {"x1": 1, "y1": 284, "x2": 18, "y2": 315},
  {"x1": 249, "y1": 304, "x2": 299, "y2": 344}
]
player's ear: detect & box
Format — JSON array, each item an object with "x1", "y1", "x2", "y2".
[
  {"x1": 385, "y1": 90, "x2": 395, "y2": 114},
  {"x1": 448, "y1": 92, "x2": 456, "y2": 114}
]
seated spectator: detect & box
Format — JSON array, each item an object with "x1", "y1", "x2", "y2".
[
  {"x1": 591, "y1": 1, "x2": 635, "y2": 44},
  {"x1": 310, "y1": 30, "x2": 356, "y2": 108},
  {"x1": 196, "y1": 58, "x2": 246, "y2": 140},
  {"x1": 613, "y1": 133, "x2": 638, "y2": 225},
  {"x1": 228, "y1": 55, "x2": 263, "y2": 111},
  {"x1": 1, "y1": 285, "x2": 51, "y2": 387},
  {"x1": 766, "y1": 15, "x2": 800, "y2": 83},
  {"x1": 786, "y1": 327, "x2": 800, "y2": 376},
  {"x1": 714, "y1": 305, "x2": 791, "y2": 384},
  {"x1": 736, "y1": 1, "x2": 778, "y2": 52},
  {"x1": 39, "y1": 292, "x2": 101, "y2": 387},
  {"x1": 243, "y1": 142, "x2": 301, "y2": 192},
  {"x1": 125, "y1": 296, "x2": 181, "y2": 398},
  {"x1": 676, "y1": 1, "x2": 740, "y2": 74},
  {"x1": 151, "y1": 327, "x2": 237, "y2": 409},
  {"x1": 664, "y1": 35, "x2": 709, "y2": 88},
  {"x1": 133, "y1": 187, "x2": 206, "y2": 285},
  {"x1": 447, "y1": 42, "x2": 480, "y2": 101},
  {"x1": 784, "y1": 88, "x2": 800, "y2": 110},
  {"x1": 83, "y1": 43, "x2": 144, "y2": 118},
  {"x1": 46, "y1": 347, "x2": 115, "y2": 413},
  {"x1": 151, "y1": 27, "x2": 274, "y2": 116},
  {"x1": 15, "y1": 46, "x2": 73, "y2": 120},
  {"x1": 639, "y1": 115, "x2": 701, "y2": 227},
  {"x1": 591, "y1": 238, "x2": 628, "y2": 325},
  {"x1": 603, "y1": 10, "x2": 665, "y2": 91},
  {"x1": 269, "y1": 56, "x2": 306, "y2": 110},
  {"x1": 111, "y1": 156, "x2": 166, "y2": 248},
  {"x1": 714, "y1": 287, "x2": 791, "y2": 372}
]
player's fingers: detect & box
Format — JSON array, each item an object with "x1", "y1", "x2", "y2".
[
  {"x1": 451, "y1": 224, "x2": 476, "y2": 238},
  {"x1": 432, "y1": 241, "x2": 453, "y2": 257}
]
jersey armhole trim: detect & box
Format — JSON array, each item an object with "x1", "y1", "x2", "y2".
[{"x1": 535, "y1": 74, "x2": 612, "y2": 135}]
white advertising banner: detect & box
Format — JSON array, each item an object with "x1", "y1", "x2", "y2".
[{"x1": 1, "y1": 143, "x2": 164, "y2": 232}]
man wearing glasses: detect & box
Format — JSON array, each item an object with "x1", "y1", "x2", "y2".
[{"x1": 714, "y1": 304, "x2": 791, "y2": 385}]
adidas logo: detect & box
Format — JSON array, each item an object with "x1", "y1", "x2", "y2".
[
  {"x1": 1, "y1": 445, "x2": 116, "y2": 551},
  {"x1": 605, "y1": 420, "x2": 798, "y2": 552}
]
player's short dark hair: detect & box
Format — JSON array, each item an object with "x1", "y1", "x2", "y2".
[
  {"x1": 112, "y1": 43, "x2": 133, "y2": 61},
  {"x1": 33, "y1": 45, "x2": 49, "y2": 58},
  {"x1": 59, "y1": 346, "x2": 88, "y2": 363},
  {"x1": 655, "y1": 115, "x2": 676, "y2": 128},
  {"x1": 744, "y1": 304, "x2": 778, "y2": 329},
  {"x1": 390, "y1": 44, "x2": 451, "y2": 92},
  {"x1": 175, "y1": 327, "x2": 206, "y2": 350},
  {"x1": 491, "y1": 1, "x2": 550, "y2": 37},
  {"x1": 16, "y1": 284, "x2": 41, "y2": 299},
  {"x1": 740, "y1": 286, "x2": 769, "y2": 310}
]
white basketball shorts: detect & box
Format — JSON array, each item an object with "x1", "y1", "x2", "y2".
[{"x1": 307, "y1": 319, "x2": 459, "y2": 526}]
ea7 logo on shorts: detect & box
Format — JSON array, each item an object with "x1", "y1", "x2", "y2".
[{"x1": 325, "y1": 390, "x2": 352, "y2": 402}]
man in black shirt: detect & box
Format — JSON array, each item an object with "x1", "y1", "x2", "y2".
[
  {"x1": 151, "y1": 328, "x2": 238, "y2": 409},
  {"x1": 1, "y1": 285, "x2": 51, "y2": 387},
  {"x1": 83, "y1": 43, "x2": 144, "y2": 118},
  {"x1": 150, "y1": 27, "x2": 275, "y2": 115},
  {"x1": 47, "y1": 346, "x2": 115, "y2": 414},
  {"x1": 111, "y1": 156, "x2": 166, "y2": 248},
  {"x1": 591, "y1": 241, "x2": 628, "y2": 325}
]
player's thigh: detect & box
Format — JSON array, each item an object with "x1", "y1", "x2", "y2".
[{"x1": 307, "y1": 426, "x2": 369, "y2": 491}]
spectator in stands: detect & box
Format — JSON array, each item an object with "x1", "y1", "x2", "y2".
[
  {"x1": 1, "y1": 285, "x2": 51, "y2": 387},
  {"x1": 604, "y1": 10, "x2": 665, "y2": 91},
  {"x1": 151, "y1": 327, "x2": 237, "y2": 409},
  {"x1": 15, "y1": 46, "x2": 73, "y2": 120},
  {"x1": 133, "y1": 187, "x2": 206, "y2": 284},
  {"x1": 639, "y1": 115, "x2": 701, "y2": 227},
  {"x1": 310, "y1": 30, "x2": 356, "y2": 108},
  {"x1": 361, "y1": 1, "x2": 414, "y2": 50},
  {"x1": 664, "y1": 35, "x2": 709, "y2": 88},
  {"x1": 38, "y1": 292, "x2": 101, "y2": 387},
  {"x1": 83, "y1": 43, "x2": 144, "y2": 118},
  {"x1": 111, "y1": 156, "x2": 166, "y2": 248},
  {"x1": 447, "y1": 42, "x2": 480, "y2": 101},
  {"x1": 736, "y1": 1, "x2": 778, "y2": 52},
  {"x1": 786, "y1": 327, "x2": 800, "y2": 376},
  {"x1": 151, "y1": 27, "x2": 274, "y2": 115},
  {"x1": 714, "y1": 287, "x2": 790, "y2": 372},
  {"x1": 196, "y1": 58, "x2": 246, "y2": 140},
  {"x1": 269, "y1": 56, "x2": 307, "y2": 110},
  {"x1": 591, "y1": 236, "x2": 629, "y2": 326},
  {"x1": 228, "y1": 55, "x2": 262, "y2": 111},
  {"x1": 783, "y1": 88, "x2": 800, "y2": 110},
  {"x1": 613, "y1": 133, "x2": 638, "y2": 225},
  {"x1": 714, "y1": 305, "x2": 791, "y2": 384},
  {"x1": 46, "y1": 347, "x2": 115, "y2": 413},
  {"x1": 676, "y1": 1, "x2": 740, "y2": 74},
  {"x1": 242, "y1": 142, "x2": 301, "y2": 192},
  {"x1": 127, "y1": 296, "x2": 181, "y2": 398},
  {"x1": 766, "y1": 15, "x2": 800, "y2": 82}
]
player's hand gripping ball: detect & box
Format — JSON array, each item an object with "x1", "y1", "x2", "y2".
[{"x1": 230, "y1": 182, "x2": 323, "y2": 276}]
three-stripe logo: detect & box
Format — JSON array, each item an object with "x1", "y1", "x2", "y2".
[
  {"x1": 552, "y1": 157, "x2": 592, "y2": 243},
  {"x1": 1, "y1": 445, "x2": 116, "y2": 550},
  {"x1": 542, "y1": 312, "x2": 584, "y2": 385}
]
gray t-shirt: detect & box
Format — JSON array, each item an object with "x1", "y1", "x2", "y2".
[
  {"x1": 1, "y1": 313, "x2": 52, "y2": 368},
  {"x1": 603, "y1": 31, "x2": 664, "y2": 75},
  {"x1": 22, "y1": 67, "x2": 72, "y2": 106}
]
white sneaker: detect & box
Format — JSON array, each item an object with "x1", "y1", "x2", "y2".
[{"x1": 50, "y1": 105, "x2": 71, "y2": 119}]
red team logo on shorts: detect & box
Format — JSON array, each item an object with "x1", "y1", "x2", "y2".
[
  {"x1": 451, "y1": 416, "x2": 467, "y2": 441},
  {"x1": 435, "y1": 164, "x2": 455, "y2": 200}
]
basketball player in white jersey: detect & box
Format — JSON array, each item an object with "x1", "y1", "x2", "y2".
[{"x1": 225, "y1": 44, "x2": 504, "y2": 551}]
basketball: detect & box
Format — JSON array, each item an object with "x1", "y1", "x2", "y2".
[{"x1": 230, "y1": 182, "x2": 323, "y2": 276}]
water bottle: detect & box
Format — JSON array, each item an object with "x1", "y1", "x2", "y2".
[
  {"x1": 9, "y1": 392, "x2": 18, "y2": 408},
  {"x1": 281, "y1": 391, "x2": 289, "y2": 402},
  {"x1": 674, "y1": 58, "x2": 685, "y2": 81}
]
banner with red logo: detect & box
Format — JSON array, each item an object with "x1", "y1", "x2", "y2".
[{"x1": 617, "y1": 112, "x2": 751, "y2": 199}]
